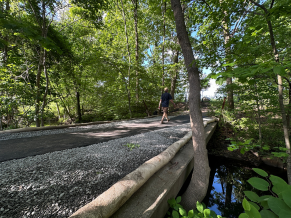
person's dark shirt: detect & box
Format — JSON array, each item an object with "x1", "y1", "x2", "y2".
[{"x1": 161, "y1": 92, "x2": 172, "y2": 107}]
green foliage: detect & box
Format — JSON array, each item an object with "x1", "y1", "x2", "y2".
[
  {"x1": 227, "y1": 138, "x2": 260, "y2": 155},
  {"x1": 123, "y1": 143, "x2": 140, "y2": 151},
  {"x1": 226, "y1": 137, "x2": 289, "y2": 162},
  {"x1": 166, "y1": 168, "x2": 290, "y2": 218},
  {"x1": 167, "y1": 197, "x2": 223, "y2": 218},
  {"x1": 239, "y1": 168, "x2": 291, "y2": 218}
]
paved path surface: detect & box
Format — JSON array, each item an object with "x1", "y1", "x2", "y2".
[{"x1": 0, "y1": 114, "x2": 196, "y2": 162}]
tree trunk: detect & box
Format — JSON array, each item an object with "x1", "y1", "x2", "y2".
[
  {"x1": 1, "y1": 0, "x2": 9, "y2": 130},
  {"x1": 267, "y1": 17, "x2": 291, "y2": 186},
  {"x1": 40, "y1": 50, "x2": 49, "y2": 127},
  {"x1": 56, "y1": 102, "x2": 61, "y2": 120},
  {"x1": 220, "y1": 0, "x2": 234, "y2": 110},
  {"x1": 286, "y1": 81, "x2": 291, "y2": 130},
  {"x1": 3, "y1": 0, "x2": 9, "y2": 65},
  {"x1": 278, "y1": 74, "x2": 291, "y2": 185},
  {"x1": 170, "y1": 50, "x2": 179, "y2": 99},
  {"x1": 255, "y1": 83, "x2": 262, "y2": 145},
  {"x1": 133, "y1": 0, "x2": 139, "y2": 102},
  {"x1": 171, "y1": 0, "x2": 210, "y2": 210},
  {"x1": 3, "y1": 0, "x2": 10, "y2": 65},
  {"x1": 39, "y1": 0, "x2": 48, "y2": 127},
  {"x1": 76, "y1": 91, "x2": 82, "y2": 123},
  {"x1": 60, "y1": 98, "x2": 72, "y2": 120},
  {"x1": 35, "y1": 53, "x2": 42, "y2": 127},
  {"x1": 224, "y1": 169, "x2": 232, "y2": 207},
  {"x1": 226, "y1": 77, "x2": 234, "y2": 110},
  {"x1": 161, "y1": 1, "x2": 166, "y2": 95},
  {"x1": 120, "y1": 0, "x2": 132, "y2": 118}
]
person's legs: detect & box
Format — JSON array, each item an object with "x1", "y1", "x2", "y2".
[
  {"x1": 161, "y1": 112, "x2": 165, "y2": 124},
  {"x1": 165, "y1": 110, "x2": 169, "y2": 121},
  {"x1": 163, "y1": 107, "x2": 170, "y2": 121},
  {"x1": 161, "y1": 107, "x2": 168, "y2": 124}
]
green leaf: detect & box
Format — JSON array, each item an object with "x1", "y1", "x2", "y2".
[
  {"x1": 243, "y1": 198, "x2": 251, "y2": 211},
  {"x1": 168, "y1": 198, "x2": 176, "y2": 206},
  {"x1": 197, "y1": 201, "x2": 204, "y2": 213},
  {"x1": 253, "y1": 168, "x2": 268, "y2": 177},
  {"x1": 261, "y1": 200, "x2": 270, "y2": 210},
  {"x1": 245, "y1": 204, "x2": 261, "y2": 218},
  {"x1": 279, "y1": 210, "x2": 291, "y2": 217},
  {"x1": 260, "y1": 210, "x2": 278, "y2": 218},
  {"x1": 249, "y1": 202, "x2": 260, "y2": 211},
  {"x1": 188, "y1": 209, "x2": 194, "y2": 218},
  {"x1": 268, "y1": 196, "x2": 291, "y2": 216},
  {"x1": 273, "y1": 66, "x2": 285, "y2": 76},
  {"x1": 239, "y1": 214, "x2": 249, "y2": 218},
  {"x1": 176, "y1": 196, "x2": 181, "y2": 204},
  {"x1": 244, "y1": 191, "x2": 260, "y2": 202},
  {"x1": 270, "y1": 177, "x2": 291, "y2": 198},
  {"x1": 174, "y1": 204, "x2": 183, "y2": 211},
  {"x1": 204, "y1": 209, "x2": 211, "y2": 217},
  {"x1": 270, "y1": 175, "x2": 288, "y2": 187},
  {"x1": 258, "y1": 195, "x2": 273, "y2": 202},
  {"x1": 210, "y1": 210, "x2": 217, "y2": 217},
  {"x1": 282, "y1": 190, "x2": 291, "y2": 209},
  {"x1": 247, "y1": 177, "x2": 269, "y2": 191},
  {"x1": 172, "y1": 210, "x2": 179, "y2": 218},
  {"x1": 179, "y1": 207, "x2": 187, "y2": 216}
]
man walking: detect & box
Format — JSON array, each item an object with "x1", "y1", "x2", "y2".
[{"x1": 158, "y1": 88, "x2": 176, "y2": 124}]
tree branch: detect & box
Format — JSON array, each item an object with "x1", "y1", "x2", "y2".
[
  {"x1": 270, "y1": 0, "x2": 275, "y2": 9},
  {"x1": 231, "y1": 3, "x2": 254, "y2": 36},
  {"x1": 27, "y1": 0, "x2": 42, "y2": 28},
  {"x1": 200, "y1": 0, "x2": 230, "y2": 36},
  {"x1": 249, "y1": 0, "x2": 268, "y2": 14}
]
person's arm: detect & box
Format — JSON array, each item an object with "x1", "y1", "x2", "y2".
[
  {"x1": 158, "y1": 99, "x2": 162, "y2": 109},
  {"x1": 170, "y1": 99, "x2": 176, "y2": 108}
]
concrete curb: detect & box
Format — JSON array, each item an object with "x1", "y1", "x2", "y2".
[{"x1": 70, "y1": 117, "x2": 218, "y2": 218}]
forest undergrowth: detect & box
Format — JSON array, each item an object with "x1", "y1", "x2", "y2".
[{"x1": 207, "y1": 100, "x2": 289, "y2": 168}]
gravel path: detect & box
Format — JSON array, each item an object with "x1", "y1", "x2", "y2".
[{"x1": 0, "y1": 117, "x2": 191, "y2": 218}]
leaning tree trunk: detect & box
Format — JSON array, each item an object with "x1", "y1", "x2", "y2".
[
  {"x1": 250, "y1": 0, "x2": 291, "y2": 185},
  {"x1": 171, "y1": 0, "x2": 210, "y2": 210}
]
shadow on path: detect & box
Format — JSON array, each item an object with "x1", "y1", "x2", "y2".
[{"x1": 0, "y1": 115, "x2": 193, "y2": 162}]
